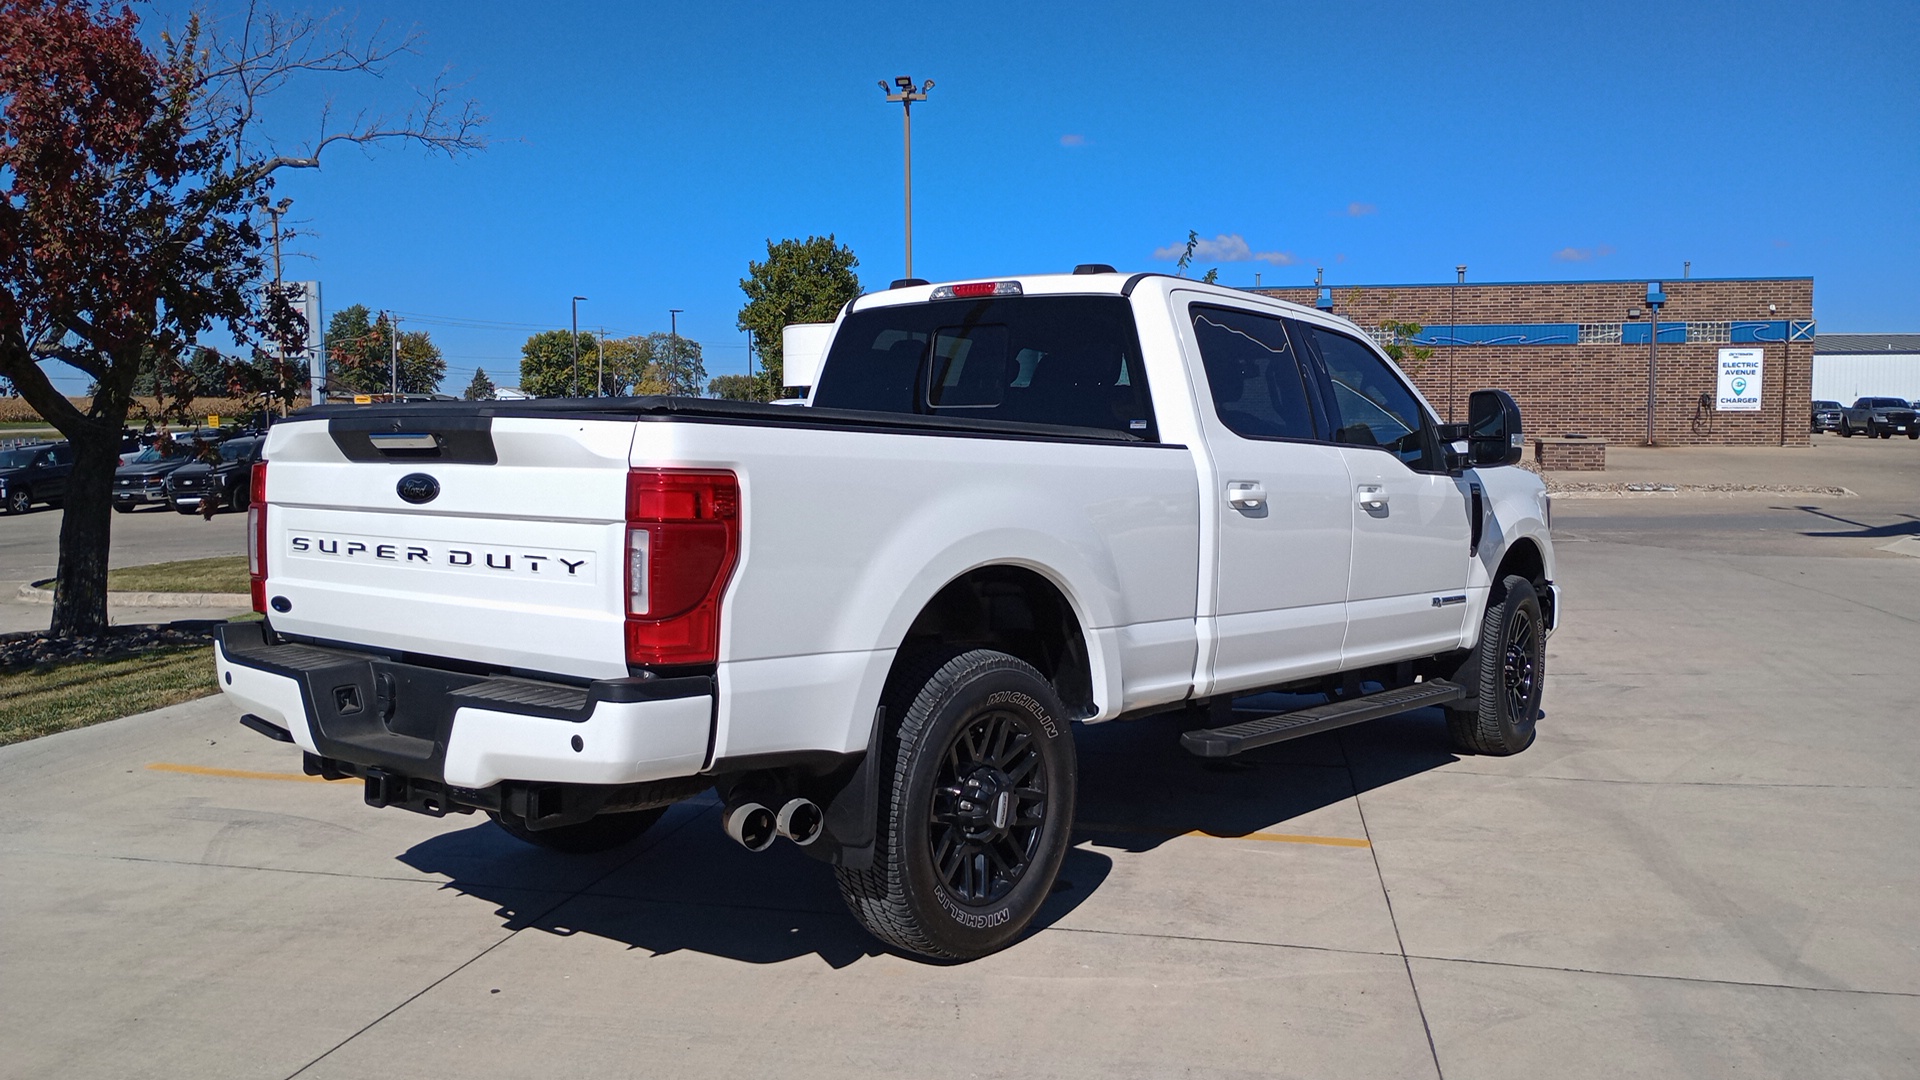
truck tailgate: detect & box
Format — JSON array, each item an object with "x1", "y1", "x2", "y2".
[{"x1": 259, "y1": 416, "x2": 635, "y2": 680}]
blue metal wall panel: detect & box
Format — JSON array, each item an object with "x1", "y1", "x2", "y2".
[{"x1": 1409, "y1": 324, "x2": 1578, "y2": 346}]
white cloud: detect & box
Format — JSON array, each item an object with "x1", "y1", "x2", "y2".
[
  {"x1": 1059, "y1": 134, "x2": 1087, "y2": 147},
  {"x1": 1346, "y1": 202, "x2": 1377, "y2": 217},
  {"x1": 1553, "y1": 244, "x2": 1616, "y2": 262},
  {"x1": 1152, "y1": 233, "x2": 1299, "y2": 266}
]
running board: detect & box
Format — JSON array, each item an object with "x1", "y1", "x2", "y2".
[{"x1": 1180, "y1": 680, "x2": 1466, "y2": 758}]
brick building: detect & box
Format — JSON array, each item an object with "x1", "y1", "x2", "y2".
[{"x1": 1248, "y1": 277, "x2": 1815, "y2": 447}]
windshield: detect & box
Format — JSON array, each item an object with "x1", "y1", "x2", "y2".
[
  {"x1": 0, "y1": 447, "x2": 40, "y2": 468},
  {"x1": 128, "y1": 445, "x2": 178, "y2": 464},
  {"x1": 218, "y1": 439, "x2": 256, "y2": 462}
]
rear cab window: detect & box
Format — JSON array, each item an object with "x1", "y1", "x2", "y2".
[{"x1": 812, "y1": 296, "x2": 1157, "y2": 439}]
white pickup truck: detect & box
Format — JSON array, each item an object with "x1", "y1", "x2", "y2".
[{"x1": 218, "y1": 270, "x2": 1556, "y2": 959}]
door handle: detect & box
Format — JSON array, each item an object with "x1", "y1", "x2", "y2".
[
  {"x1": 1226, "y1": 481, "x2": 1266, "y2": 510},
  {"x1": 1357, "y1": 485, "x2": 1388, "y2": 513}
]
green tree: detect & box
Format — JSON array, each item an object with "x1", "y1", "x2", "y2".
[
  {"x1": 1175, "y1": 230, "x2": 1220, "y2": 284},
  {"x1": 707, "y1": 374, "x2": 759, "y2": 400},
  {"x1": 0, "y1": 1, "x2": 481, "y2": 637},
  {"x1": 646, "y1": 333, "x2": 706, "y2": 396},
  {"x1": 598, "y1": 334, "x2": 657, "y2": 396},
  {"x1": 463, "y1": 367, "x2": 496, "y2": 400},
  {"x1": 322, "y1": 305, "x2": 445, "y2": 395},
  {"x1": 736, "y1": 235, "x2": 861, "y2": 398},
  {"x1": 519, "y1": 329, "x2": 599, "y2": 398},
  {"x1": 1376, "y1": 319, "x2": 1435, "y2": 377}
]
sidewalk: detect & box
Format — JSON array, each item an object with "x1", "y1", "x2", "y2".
[{"x1": 1537, "y1": 436, "x2": 1920, "y2": 500}]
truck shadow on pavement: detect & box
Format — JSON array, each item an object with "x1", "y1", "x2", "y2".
[
  {"x1": 1784, "y1": 505, "x2": 1920, "y2": 539},
  {"x1": 394, "y1": 701, "x2": 1459, "y2": 968}
]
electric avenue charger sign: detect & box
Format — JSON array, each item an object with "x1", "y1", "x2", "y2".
[{"x1": 1716, "y1": 347, "x2": 1764, "y2": 412}]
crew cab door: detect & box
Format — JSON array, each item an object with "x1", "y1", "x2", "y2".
[
  {"x1": 1291, "y1": 321, "x2": 1473, "y2": 665},
  {"x1": 1179, "y1": 298, "x2": 1351, "y2": 694}
]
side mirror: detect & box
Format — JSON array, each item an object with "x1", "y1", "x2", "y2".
[{"x1": 1467, "y1": 389, "x2": 1524, "y2": 467}]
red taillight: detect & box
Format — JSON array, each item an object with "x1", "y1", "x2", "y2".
[
  {"x1": 247, "y1": 461, "x2": 268, "y2": 614},
  {"x1": 624, "y1": 469, "x2": 739, "y2": 666}
]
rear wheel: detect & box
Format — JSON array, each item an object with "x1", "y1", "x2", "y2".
[
  {"x1": 835, "y1": 648, "x2": 1077, "y2": 959},
  {"x1": 4, "y1": 488, "x2": 30, "y2": 514},
  {"x1": 489, "y1": 806, "x2": 666, "y2": 853},
  {"x1": 1445, "y1": 575, "x2": 1544, "y2": 756}
]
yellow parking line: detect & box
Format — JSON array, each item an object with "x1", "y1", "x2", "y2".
[
  {"x1": 147, "y1": 762, "x2": 352, "y2": 784},
  {"x1": 1077, "y1": 821, "x2": 1370, "y2": 848}
]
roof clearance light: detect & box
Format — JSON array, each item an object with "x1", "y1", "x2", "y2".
[{"x1": 930, "y1": 281, "x2": 1023, "y2": 300}]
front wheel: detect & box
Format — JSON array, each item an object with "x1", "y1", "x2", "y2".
[
  {"x1": 835, "y1": 648, "x2": 1077, "y2": 960},
  {"x1": 1445, "y1": 575, "x2": 1545, "y2": 756},
  {"x1": 4, "y1": 488, "x2": 30, "y2": 514},
  {"x1": 1839, "y1": 421, "x2": 1854, "y2": 437},
  {"x1": 113, "y1": 503, "x2": 134, "y2": 514},
  {"x1": 489, "y1": 806, "x2": 666, "y2": 853}
]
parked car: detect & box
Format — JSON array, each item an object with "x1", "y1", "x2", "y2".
[
  {"x1": 112, "y1": 443, "x2": 197, "y2": 512},
  {"x1": 165, "y1": 436, "x2": 264, "y2": 513},
  {"x1": 1810, "y1": 400, "x2": 1844, "y2": 433},
  {"x1": 217, "y1": 270, "x2": 1557, "y2": 960},
  {"x1": 1837, "y1": 397, "x2": 1918, "y2": 438},
  {"x1": 0, "y1": 441, "x2": 73, "y2": 514}
]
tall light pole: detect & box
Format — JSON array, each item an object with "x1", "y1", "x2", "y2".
[
  {"x1": 570, "y1": 296, "x2": 586, "y2": 397},
  {"x1": 1645, "y1": 282, "x2": 1664, "y2": 446},
  {"x1": 879, "y1": 76, "x2": 933, "y2": 279},
  {"x1": 669, "y1": 309, "x2": 683, "y2": 338},
  {"x1": 596, "y1": 327, "x2": 606, "y2": 398}
]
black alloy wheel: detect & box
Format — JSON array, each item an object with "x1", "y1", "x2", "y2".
[
  {"x1": 1445, "y1": 574, "x2": 1544, "y2": 756},
  {"x1": 928, "y1": 702, "x2": 1049, "y2": 907},
  {"x1": 836, "y1": 648, "x2": 1077, "y2": 960},
  {"x1": 5, "y1": 488, "x2": 30, "y2": 514}
]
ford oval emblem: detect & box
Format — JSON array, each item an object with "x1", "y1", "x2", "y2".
[{"x1": 396, "y1": 473, "x2": 440, "y2": 504}]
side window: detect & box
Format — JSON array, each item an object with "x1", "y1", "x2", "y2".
[
  {"x1": 1300, "y1": 324, "x2": 1440, "y2": 472},
  {"x1": 52, "y1": 445, "x2": 73, "y2": 465},
  {"x1": 1190, "y1": 306, "x2": 1318, "y2": 442}
]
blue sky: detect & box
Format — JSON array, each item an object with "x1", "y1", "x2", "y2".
[{"x1": 54, "y1": 0, "x2": 1919, "y2": 394}]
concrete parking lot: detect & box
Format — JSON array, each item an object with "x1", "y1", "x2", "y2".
[
  {"x1": 1, "y1": 439, "x2": 1916, "y2": 1079},
  {"x1": 0, "y1": 502, "x2": 247, "y2": 633}
]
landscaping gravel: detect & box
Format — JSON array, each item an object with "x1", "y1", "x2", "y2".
[{"x1": 0, "y1": 620, "x2": 223, "y2": 673}]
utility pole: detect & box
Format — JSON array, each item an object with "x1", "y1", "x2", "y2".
[
  {"x1": 570, "y1": 296, "x2": 587, "y2": 397},
  {"x1": 879, "y1": 76, "x2": 933, "y2": 279},
  {"x1": 263, "y1": 197, "x2": 293, "y2": 413},
  {"x1": 596, "y1": 327, "x2": 606, "y2": 397}
]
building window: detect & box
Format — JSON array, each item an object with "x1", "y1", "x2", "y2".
[
  {"x1": 1364, "y1": 325, "x2": 1401, "y2": 349},
  {"x1": 1688, "y1": 321, "x2": 1731, "y2": 344},
  {"x1": 1578, "y1": 323, "x2": 1622, "y2": 345}
]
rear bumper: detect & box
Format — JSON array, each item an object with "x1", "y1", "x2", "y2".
[{"x1": 214, "y1": 622, "x2": 713, "y2": 793}]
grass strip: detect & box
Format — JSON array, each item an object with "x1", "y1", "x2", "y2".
[
  {"x1": 0, "y1": 646, "x2": 216, "y2": 746},
  {"x1": 106, "y1": 555, "x2": 249, "y2": 594}
]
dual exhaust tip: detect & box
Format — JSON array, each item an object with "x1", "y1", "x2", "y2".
[{"x1": 723, "y1": 797, "x2": 823, "y2": 851}]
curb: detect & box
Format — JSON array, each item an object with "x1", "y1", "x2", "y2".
[{"x1": 16, "y1": 582, "x2": 251, "y2": 609}]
